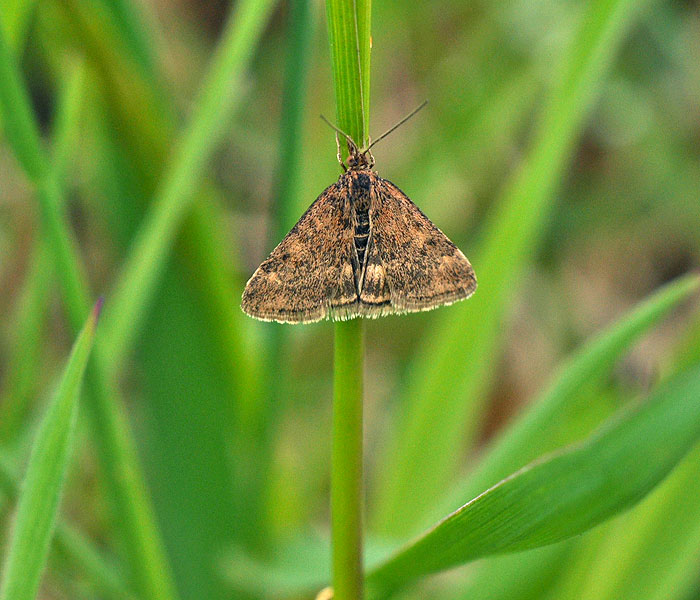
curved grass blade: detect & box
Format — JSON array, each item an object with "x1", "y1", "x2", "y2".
[
  {"x1": 429, "y1": 273, "x2": 700, "y2": 523},
  {"x1": 0, "y1": 300, "x2": 102, "y2": 600},
  {"x1": 55, "y1": 0, "x2": 264, "y2": 398},
  {"x1": 205, "y1": 263, "x2": 696, "y2": 597},
  {"x1": 366, "y1": 363, "x2": 700, "y2": 596},
  {"x1": 89, "y1": 0, "x2": 276, "y2": 562},
  {"x1": 372, "y1": 0, "x2": 658, "y2": 536}
]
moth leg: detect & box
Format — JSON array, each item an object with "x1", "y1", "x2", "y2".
[
  {"x1": 365, "y1": 137, "x2": 375, "y2": 168},
  {"x1": 335, "y1": 132, "x2": 347, "y2": 172}
]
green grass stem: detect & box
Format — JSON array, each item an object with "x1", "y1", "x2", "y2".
[
  {"x1": 332, "y1": 318, "x2": 365, "y2": 600},
  {"x1": 326, "y1": 0, "x2": 371, "y2": 597}
]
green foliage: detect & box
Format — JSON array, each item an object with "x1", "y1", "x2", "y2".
[
  {"x1": 326, "y1": 0, "x2": 371, "y2": 145},
  {"x1": 219, "y1": 275, "x2": 700, "y2": 599},
  {"x1": 1, "y1": 0, "x2": 699, "y2": 599},
  {"x1": 0, "y1": 18, "x2": 178, "y2": 600},
  {"x1": 372, "y1": 0, "x2": 658, "y2": 536}
]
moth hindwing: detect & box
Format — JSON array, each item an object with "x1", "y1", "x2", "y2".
[{"x1": 241, "y1": 168, "x2": 476, "y2": 324}]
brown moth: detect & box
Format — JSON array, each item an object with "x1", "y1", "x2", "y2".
[{"x1": 241, "y1": 113, "x2": 476, "y2": 324}]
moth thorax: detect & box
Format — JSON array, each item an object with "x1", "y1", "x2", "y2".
[{"x1": 347, "y1": 152, "x2": 370, "y2": 169}]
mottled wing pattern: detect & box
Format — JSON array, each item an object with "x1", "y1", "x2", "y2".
[
  {"x1": 367, "y1": 177, "x2": 476, "y2": 314},
  {"x1": 241, "y1": 183, "x2": 358, "y2": 323}
]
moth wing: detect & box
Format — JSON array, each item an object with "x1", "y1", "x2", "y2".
[
  {"x1": 367, "y1": 178, "x2": 476, "y2": 313},
  {"x1": 241, "y1": 183, "x2": 358, "y2": 323}
]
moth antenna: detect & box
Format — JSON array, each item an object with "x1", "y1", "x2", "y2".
[
  {"x1": 320, "y1": 114, "x2": 356, "y2": 147},
  {"x1": 364, "y1": 100, "x2": 428, "y2": 153}
]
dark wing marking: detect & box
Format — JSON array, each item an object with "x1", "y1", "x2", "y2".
[
  {"x1": 367, "y1": 177, "x2": 476, "y2": 314},
  {"x1": 241, "y1": 183, "x2": 358, "y2": 323}
]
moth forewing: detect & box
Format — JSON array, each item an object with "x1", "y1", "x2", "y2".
[
  {"x1": 240, "y1": 181, "x2": 358, "y2": 323},
  {"x1": 365, "y1": 176, "x2": 476, "y2": 312}
]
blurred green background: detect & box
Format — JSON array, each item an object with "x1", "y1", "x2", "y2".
[{"x1": 1, "y1": 0, "x2": 700, "y2": 599}]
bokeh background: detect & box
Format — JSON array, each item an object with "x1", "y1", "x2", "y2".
[{"x1": 1, "y1": 0, "x2": 700, "y2": 599}]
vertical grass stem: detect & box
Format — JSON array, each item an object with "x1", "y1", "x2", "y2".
[
  {"x1": 332, "y1": 318, "x2": 365, "y2": 600},
  {"x1": 326, "y1": 0, "x2": 370, "y2": 594}
]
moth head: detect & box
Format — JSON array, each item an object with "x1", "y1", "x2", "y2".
[
  {"x1": 320, "y1": 101, "x2": 427, "y2": 172},
  {"x1": 346, "y1": 139, "x2": 372, "y2": 170}
]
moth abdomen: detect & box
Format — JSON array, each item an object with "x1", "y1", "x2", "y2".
[{"x1": 350, "y1": 170, "x2": 373, "y2": 269}]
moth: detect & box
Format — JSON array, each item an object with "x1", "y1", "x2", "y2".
[{"x1": 241, "y1": 107, "x2": 476, "y2": 324}]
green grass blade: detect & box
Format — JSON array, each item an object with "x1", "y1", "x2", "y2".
[
  {"x1": 52, "y1": 521, "x2": 136, "y2": 600},
  {"x1": 540, "y1": 444, "x2": 700, "y2": 600},
  {"x1": 430, "y1": 273, "x2": 700, "y2": 523},
  {"x1": 53, "y1": 0, "x2": 274, "y2": 584},
  {"x1": 0, "y1": 300, "x2": 101, "y2": 600},
  {"x1": 449, "y1": 277, "x2": 700, "y2": 600},
  {"x1": 372, "y1": 0, "x2": 657, "y2": 536},
  {"x1": 0, "y1": 56, "x2": 132, "y2": 599},
  {"x1": 366, "y1": 363, "x2": 700, "y2": 596},
  {"x1": 1, "y1": 454, "x2": 134, "y2": 600},
  {"x1": 55, "y1": 0, "x2": 264, "y2": 384},
  {"x1": 0, "y1": 24, "x2": 90, "y2": 323},
  {"x1": 99, "y1": 0, "x2": 277, "y2": 370},
  {"x1": 326, "y1": 0, "x2": 371, "y2": 146}
]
